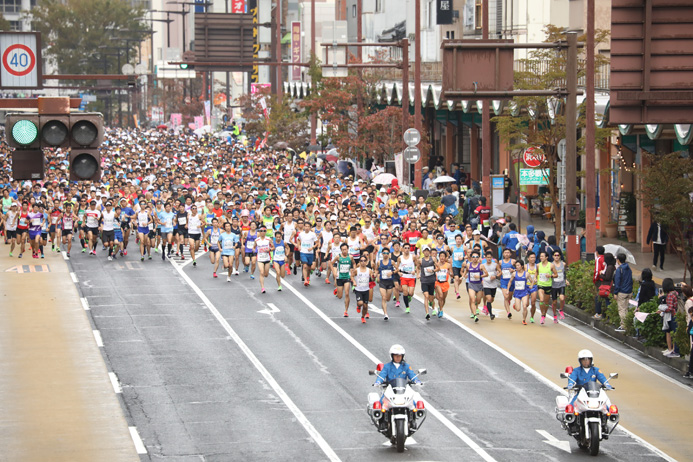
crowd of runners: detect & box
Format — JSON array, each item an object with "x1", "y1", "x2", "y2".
[{"x1": 0, "y1": 127, "x2": 571, "y2": 325}]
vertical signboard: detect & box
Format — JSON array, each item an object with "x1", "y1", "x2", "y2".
[
  {"x1": 0, "y1": 32, "x2": 42, "y2": 89},
  {"x1": 231, "y1": 0, "x2": 247, "y2": 13},
  {"x1": 437, "y1": 0, "x2": 453, "y2": 25},
  {"x1": 249, "y1": 0, "x2": 259, "y2": 83},
  {"x1": 291, "y1": 22, "x2": 301, "y2": 81}
]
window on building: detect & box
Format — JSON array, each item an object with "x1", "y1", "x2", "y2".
[
  {"x1": 375, "y1": 0, "x2": 383, "y2": 13},
  {"x1": 9, "y1": 20, "x2": 21, "y2": 31},
  {"x1": 446, "y1": 30, "x2": 455, "y2": 40},
  {"x1": 352, "y1": 4, "x2": 356, "y2": 18},
  {"x1": 475, "y1": 0, "x2": 482, "y2": 30},
  {"x1": 1, "y1": 0, "x2": 22, "y2": 14}
]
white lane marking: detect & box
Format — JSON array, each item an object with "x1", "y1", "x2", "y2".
[
  {"x1": 258, "y1": 302, "x2": 281, "y2": 315},
  {"x1": 80, "y1": 297, "x2": 90, "y2": 311},
  {"x1": 560, "y1": 318, "x2": 692, "y2": 393},
  {"x1": 536, "y1": 429, "x2": 571, "y2": 453},
  {"x1": 108, "y1": 372, "x2": 122, "y2": 394},
  {"x1": 128, "y1": 426, "x2": 147, "y2": 454},
  {"x1": 382, "y1": 437, "x2": 417, "y2": 446},
  {"x1": 277, "y1": 276, "x2": 497, "y2": 462},
  {"x1": 179, "y1": 250, "x2": 207, "y2": 268},
  {"x1": 92, "y1": 330, "x2": 104, "y2": 347},
  {"x1": 61, "y1": 251, "x2": 69, "y2": 260},
  {"x1": 368, "y1": 304, "x2": 385, "y2": 315},
  {"x1": 172, "y1": 263, "x2": 340, "y2": 462},
  {"x1": 70, "y1": 272, "x2": 78, "y2": 283},
  {"x1": 411, "y1": 294, "x2": 677, "y2": 462}
]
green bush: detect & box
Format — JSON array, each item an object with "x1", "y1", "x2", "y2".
[
  {"x1": 566, "y1": 261, "x2": 596, "y2": 312},
  {"x1": 605, "y1": 297, "x2": 621, "y2": 327},
  {"x1": 633, "y1": 300, "x2": 667, "y2": 348},
  {"x1": 624, "y1": 307, "x2": 636, "y2": 337},
  {"x1": 673, "y1": 312, "x2": 691, "y2": 357}
]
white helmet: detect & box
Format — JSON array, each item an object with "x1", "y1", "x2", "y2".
[
  {"x1": 389, "y1": 344, "x2": 406, "y2": 361},
  {"x1": 578, "y1": 349, "x2": 593, "y2": 366}
]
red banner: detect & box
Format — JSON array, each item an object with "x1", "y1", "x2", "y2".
[
  {"x1": 231, "y1": 0, "x2": 246, "y2": 13},
  {"x1": 291, "y1": 22, "x2": 301, "y2": 80}
]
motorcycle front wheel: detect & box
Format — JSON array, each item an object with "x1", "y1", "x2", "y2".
[
  {"x1": 588, "y1": 421, "x2": 600, "y2": 456},
  {"x1": 395, "y1": 419, "x2": 406, "y2": 453}
]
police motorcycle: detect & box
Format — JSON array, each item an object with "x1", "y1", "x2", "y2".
[
  {"x1": 555, "y1": 350, "x2": 620, "y2": 456},
  {"x1": 366, "y1": 345, "x2": 427, "y2": 453}
]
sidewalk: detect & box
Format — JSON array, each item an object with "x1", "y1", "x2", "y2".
[
  {"x1": 440, "y1": 293, "x2": 692, "y2": 462},
  {"x1": 523, "y1": 217, "x2": 687, "y2": 285},
  {"x1": 0, "y1": 247, "x2": 139, "y2": 461}
]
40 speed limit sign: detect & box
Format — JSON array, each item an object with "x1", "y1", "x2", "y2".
[{"x1": 0, "y1": 32, "x2": 42, "y2": 89}]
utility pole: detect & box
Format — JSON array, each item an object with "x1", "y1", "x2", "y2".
[
  {"x1": 413, "y1": 0, "x2": 422, "y2": 188},
  {"x1": 565, "y1": 32, "x2": 579, "y2": 263},
  {"x1": 585, "y1": 0, "x2": 596, "y2": 260},
  {"x1": 481, "y1": 0, "x2": 491, "y2": 198},
  {"x1": 310, "y1": 0, "x2": 317, "y2": 146},
  {"x1": 275, "y1": 0, "x2": 282, "y2": 103}
]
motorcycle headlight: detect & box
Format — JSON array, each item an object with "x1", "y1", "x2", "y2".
[{"x1": 588, "y1": 401, "x2": 601, "y2": 409}]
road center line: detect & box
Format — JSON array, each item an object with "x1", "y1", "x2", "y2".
[
  {"x1": 128, "y1": 426, "x2": 147, "y2": 454},
  {"x1": 172, "y1": 262, "x2": 340, "y2": 462},
  {"x1": 410, "y1": 294, "x2": 677, "y2": 462},
  {"x1": 108, "y1": 372, "x2": 122, "y2": 394},
  {"x1": 275, "y1": 274, "x2": 497, "y2": 462}
]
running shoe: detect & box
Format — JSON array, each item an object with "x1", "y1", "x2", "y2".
[
  {"x1": 227, "y1": 276, "x2": 231, "y2": 282},
  {"x1": 213, "y1": 272, "x2": 217, "y2": 278},
  {"x1": 333, "y1": 288, "x2": 338, "y2": 296},
  {"x1": 490, "y1": 314, "x2": 496, "y2": 320},
  {"x1": 293, "y1": 265, "x2": 297, "y2": 275},
  {"x1": 8, "y1": 252, "x2": 12, "y2": 257},
  {"x1": 540, "y1": 315, "x2": 546, "y2": 325},
  {"x1": 82, "y1": 248, "x2": 86, "y2": 253},
  {"x1": 395, "y1": 301, "x2": 400, "y2": 308},
  {"x1": 507, "y1": 313, "x2": 512, "y2": 319},
  {"x1": 180, "y1": 255, "x2": 185, "y2": 261},
  {"x1": 154, "y1": 248, "x2": 159, "y2": 253},
  {"x1": 437, "y1": 310, "x2": 443, "y2": 318},
  {"x1": 18, "y1": 253, "x2": 22, "y2": 258},
  {"x1": 554, "y1": 316, "x2": 559, "y2": 324},
  {"x1": 522, "y1": 320, "x2": 527, "y2": 325},
  {"x1": 530, "y1": 317, "x2": 535, "y2": 323},
  {"x1": 141, "y1": 256, "x2": 144, "y2": 261},
  {"x1": 233, "y1": 269, "x2": 239, "y2": 275},
  {"x1": 476, "y1": 308, "x2": 480, "y2": 315},
  {"x1": 123, "y1": 250, "x2": 127, "y2": 256},
  {"x1": 315, "y1": 270, "x2": 321, "y2": 277},
  {"x1": 192, "y1": 261, "x2": 196, "y2": 267},
  {"x1": 559, "y1": 310, "x2": 565, "y2": 320},
  {"x1": 148, "y1": 256, "x2": 152, "y2": 260},
  {"x1": 325, "y1": 278, "x2": 330, "y2": 284},
  {"x1": 303, "y1": 280, "x2": 309, "y2": 287},
  {"x1": 162, "y1": 253, "x2": 166, "y2": 261},
  {"x1": 474, "y1": 315, "x2": 479, "y2": 323},
  {"x1": 384, "y1": 316, "x2": 389, "y2": 321},
  {"x1": 365, "y1": 313, "x2": 370, "y2": 319},
  {"x1": 356, "y1": 306, "x2": 361, "y2": 314},
  {"x1": 261, "y1": 288, "x2": 266, "y2": 294},
  {"x1": 456, "y1": 292, "x2": 460, "y2": 299},
  {"x1": 244, "y1": 265, "x2": 249, "y2": 273},
  {"x1": 66, "y1": 253, "x2": 70, "y2": 258},
  {"x1": 250, "y1": 275, "x2": 255, "y2": 279},
  {"x1": 306, "y1": 278, "x2": 310, "y2": 286},
  {"x1": 40, "y1": 254, "x2": 44, "y2": 259},
  {"x1": 426, "y1": 314, "x2": 431, "y2": 320},
  {"x1": 277, "y1": 286, "x2": 282, "y2": 291},
  {"x1": 343, "y1": 311, "x2": 349, "y2": 317},
  {"x1": 482, "y1": 306, "x2": 489, "y2": 315},
  {"x1": 108, "y1": 256, "x2": 112, "y2": 261},
  {"x1": 431, "y1": 309, "x2": 438, "y2": 316},
  {"x1": 470, "y1": 314, "x2": 475, "y2": 318},
  {"x1": 361, "y1": 317, "x2": 366, "y2": 324},
  {"x1": 405, "y1": 307, "x2": 410, "y2": 313}
]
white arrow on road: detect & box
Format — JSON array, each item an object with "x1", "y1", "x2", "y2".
[
  {"x1": 258, "y1": 303, "x2": 281, "y2": 315},
  {"x1": 536, "y1": 429, "x2": 571, "y2": 453}
]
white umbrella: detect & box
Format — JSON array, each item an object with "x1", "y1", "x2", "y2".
[
  {"x1": 372, "y1": 173, "x2": 396, "y2": 184},
  {"x1": 603, "y1": 244, "x2": 637, "y2": 265},
  {"x1": 433, "y1": 175, "x2": 456, "y2": 184},
  {"x1": 496, "y1": 202, "x2": 532, "y2": 223}
]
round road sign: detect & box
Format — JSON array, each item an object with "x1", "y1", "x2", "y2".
[
  {"x1": 403, "y1": 128, "x2": 421, "y2": 146},
  {"x1": 2, "y1": 43, "x2": 36, "y2": 77},
  {"x1": 403, "y1": 146, "x2": 421, "y2": 164},
  {"x1": 522, "y1": 146, "x2": 545, "y2": 168}
]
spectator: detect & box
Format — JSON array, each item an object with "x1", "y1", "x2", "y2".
[
  {"x1": 685, "y1": 303, "x2": 693, "y2": 379},
  {"x1": 546, "y1": 235, "x2": 563, "y2": 261},
  {"x1": 646, "y1": 220, "x2": 668, "y2": 271},
  {"x1": 440, "y1": 187, "x2": 458, "y2": 218},
  {"x1": 613, "y1": 253, "x2": 633, "y2": 332},
  {"x1": 660, "y1": 278, "x2": 680, "y2": 357},
  {"x1": 423, "y1": 170, "x2": 434, "y2": 191},
  {"x1": 474, "y1": 196, "x2": 491, "y2": 234},
  {"x1": 593, "y1": 245, "x2": 606, "y2": 311},
  {"x1": 501, "y1": 222, "x2": 520, "y2": 256},
  {"x1": 594, "y1": 253, "x2": 615, "y2": 319},
  {"x1": 636, "y1": 268, "x2": 657, "y2": 306}
]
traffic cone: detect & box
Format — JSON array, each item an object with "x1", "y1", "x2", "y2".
[{"x1": 596, "y1": 207, "x2": 600, "y2": 230}]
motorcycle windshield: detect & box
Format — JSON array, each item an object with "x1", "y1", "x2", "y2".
[
  {"x1": 583, "y1": 381, "x2": 601, "y2": 398},
  {"x1": 390, "y1": 377, "x2": 408, "y2": 395}
]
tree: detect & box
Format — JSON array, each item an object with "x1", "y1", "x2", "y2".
[
  {"x1": 30, "y1": 0, "x2": 146, "y2": 76},
  {"x1": 0, "y1": 13, "x2": 11, "y2": 32},
  {"x1": 300, "y1": 51, "x2": 429, "y2": 163},
  {"x1": 492, "y1": 25, "x2": 611, "y2": 239},
  {"x1": 639, "y1": 152, "x2": 693, "y2": 283}
]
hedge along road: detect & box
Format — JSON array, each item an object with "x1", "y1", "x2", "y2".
[{"x1": 436, "y1": 293, "x2": 691, "y2": 462}]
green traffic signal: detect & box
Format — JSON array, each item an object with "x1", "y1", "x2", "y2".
[
  {"x1": 179, "y1": 63, "x2": 189, "y2": 70},
  {"x1": 12, "y1": 119, "x2": 39, "y2": 146}
]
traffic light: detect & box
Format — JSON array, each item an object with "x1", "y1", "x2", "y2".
[
  {"x1": 180, "y1": 50, "x2": 195, "y2": 70},
  {"x1": 5, "y1": 113, "x2": 43, "y2": 180},
  {"x1": 40, "y1": 114, "x2": 70, "y2": 148},
  {"x1": 68, "y1": 113, "x2": 104, "y2": 182}
]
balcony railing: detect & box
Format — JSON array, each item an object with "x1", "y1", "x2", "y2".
[{"x1": 514, "y1": 59, "x2": 611, "y2": 91}]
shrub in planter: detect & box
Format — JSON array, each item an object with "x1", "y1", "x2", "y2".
[
  {"x1": 605, "y1": 297, "x2": 621, "y2": 327},
  {"x1": 633, "y1": 300, "x2": 667, "y2": 348},
  {"x1": 624, "y1": 308, "x2": 636, "y2": 337},
  {"x1": 566, "y1": 261, "x2": 596, "y2": 312},
  {"x1": 673, "y1": 312, "x2": 691, "y2": 357}
]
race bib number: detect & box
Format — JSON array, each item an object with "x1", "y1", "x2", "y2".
[
  {"x1": 515, "y1": 280, "x2": 526, "y2": 291},
  {"x1": 539, "y1": 273, "x2": 550, "y2": 283},
  {"x1": 223, "y1": 239, "x2": 234, "y2": 249},
  {"x1": 178, "y1": 217, "x2": 187, "y2": 225},
  {"x1": 402, "y1": 264, "x2": 414, "y2": 274},
  {"x1": 339, "y1": 264, "x2": 351, "y2": 274},
  {"x1": 436, "y1": 270, "x2": 447, "y2": 282},
  {"x1": 470, "y1": 272, "x2": 481, "y2": 282},
  {"x1": 454, "y1": 252, "x2": 464, "y2": 261},
  {"x1": 211, "y1": 235, "x2": 219, "y2": 245},
  {"x1": 424, "y1": 266, "x2": 434, "y2": 276},
  {"x1": 31, "y1": 218, "x2": 41, "y2": 226},
  {"x1": 382, "y1": 270, "x2": 392, "y2": 279},
  {"x1": 555, "y1": 273, "x2": 564, "y2": 282},
  {"x1": 502, "y1": 269, "x2": 511, "y2": 279},
  {"x1": 301, "y1": 241, "x2": 312, "y2": 252}
]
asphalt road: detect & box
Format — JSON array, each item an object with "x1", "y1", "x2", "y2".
[{"x1": 69, "y1": 249, "x2": 670, "y2": 462}]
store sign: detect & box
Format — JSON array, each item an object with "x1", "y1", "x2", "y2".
[
  {"x1": 292, "y1": 22, "x2": 301, "y2": 80},
  {"x1": 437, "y1": 0, "x2": 453, "y2": 25},
  {"x1": 519, "y1": 168, "x2": 549, "y2": 185},
  {"x1": 523, "y1": 146, "x2": 545, "y2": 168}
]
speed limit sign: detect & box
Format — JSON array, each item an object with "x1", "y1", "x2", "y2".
[{"x1": 0, "y1": 32, "x2": 42, "y2": 89}]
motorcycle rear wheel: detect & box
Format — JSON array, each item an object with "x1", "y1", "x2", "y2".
[
  {"x1": 395, "y1": 419, "x2": 406, "y2": 453},
  {"x1": 588, "y1": 422, "x2": 600, "y2": 456}
]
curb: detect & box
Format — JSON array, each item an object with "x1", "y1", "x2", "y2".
[{"x1": 563, "y1": 303, "x2": 689, "y2": 373}]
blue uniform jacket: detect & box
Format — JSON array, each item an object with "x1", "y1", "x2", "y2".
[
  {"x1": 567, "y1": 365, "x2": 611, "y2": 389},
  {"x1": 374, "y1": 361, "x2": 421, "y2": 385}
]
